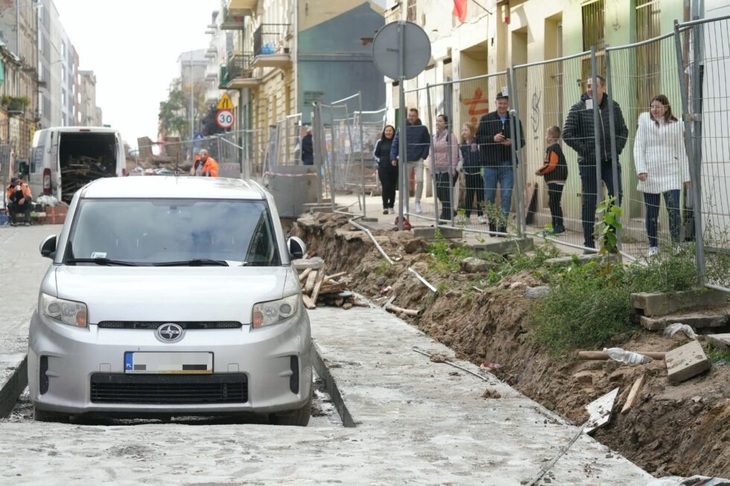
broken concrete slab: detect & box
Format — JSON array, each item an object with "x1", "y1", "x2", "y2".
[
  {"x1": 665, "y1": 340, "x2": 712, "y2": 385},
  {"x1": 706, "y1": 333, "x2": 730, "y2": 351},
  {"x1": 412, "y1": 227, "x2": 463, "y2": 240},
  {"x1": 639, "y1": 309, "x2": 729, "y2": 331},
  {"x1": 631, "y1": 290, "x2": 728, "y2": 318},
  {"x1": 471, "y1": 236, "x2": 534, "y2": 255}
]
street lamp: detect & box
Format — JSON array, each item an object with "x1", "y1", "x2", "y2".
[{"x1": 189, "y1": 53, "x2": 194, "y2": 140}]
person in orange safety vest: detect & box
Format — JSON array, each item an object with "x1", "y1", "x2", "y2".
[{"x1": 193, "y1": 149, "x2": 219, "y2": 177}]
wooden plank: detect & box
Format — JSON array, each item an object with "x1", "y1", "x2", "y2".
[
  {"x1": 621, "y1": 374, "x2": 646, "y2": 414},
  {"x1": 298, "y1": 267, "x2": 312, "y2": 282},
  {"x1": 304, "y1": 270, "x2": 318, "y2": 294},
  {"x1": 310, "y1": 270, "x2": 327, "y2": 304},
  {"x1": 302, "y1": 294, "x2": 316, "y2": 309},
  {"x1": 324, "y1": 271, "x2": 348, "y2": 282}
]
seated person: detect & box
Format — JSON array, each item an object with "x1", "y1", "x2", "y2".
[{"x1": 6, "y1": 176, "x2": 32, "y2": 225}]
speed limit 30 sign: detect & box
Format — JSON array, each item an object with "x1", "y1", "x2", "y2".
[{"x1": 216, "y1": 109, "x2": 234, "y2": 129}]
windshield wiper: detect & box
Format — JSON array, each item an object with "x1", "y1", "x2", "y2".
[
  {"x1": 66, "y1": 257, "x2": 139, "y2": 266},
  {"x1": 153, "y1": 259, "x2": 229, "y2": 267}
]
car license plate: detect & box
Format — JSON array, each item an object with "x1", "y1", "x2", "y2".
[{"x1": 124, "y1": 352, "x2": 213, "y2": 374}]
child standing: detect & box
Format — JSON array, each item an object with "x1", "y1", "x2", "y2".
[
  {"x1": 535, "y1": 126, "x2": 568, "y2": 235},
  {"x1": 458, "y1": 123, "x2": 485, "y2": 223}
]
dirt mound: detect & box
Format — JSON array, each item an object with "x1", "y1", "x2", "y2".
[{"x1": 291, "y1": 212, "x2": 730, "y2": 478}]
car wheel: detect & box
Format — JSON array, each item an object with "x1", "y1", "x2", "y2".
[
  {"x1": 270, "y1": 389, "x2": 312, "y2": 427},
  {"x1": 34, "y1": 407, "x2": 71, "y2": 423}
]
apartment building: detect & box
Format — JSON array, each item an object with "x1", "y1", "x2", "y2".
[{"x1": 216, "y1": 0, "x2": 386, "y2": 142}]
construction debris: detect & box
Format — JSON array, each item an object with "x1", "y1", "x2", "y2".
[
  {"x1": 620, "y1": 374, "x2": 646, "y2": 414},
  {"x1": 578, "y1": 350, "x2": 665, "y2": 361},
  {"x1": 295, "y1": 258, "x2": 359, "y2": 309}
]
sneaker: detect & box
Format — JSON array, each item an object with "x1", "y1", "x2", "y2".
[
  {"x1": 477, "y1": 216, "x2": 487, "y2": 224},
  {"x1": 647, "y1": 246, "x2": 659, "y2": 257},
  {"x1": 383, "y1": 209, "x2": 389, "y2": 215},
  {"x1": 414, "y1": 201, "x2": 422, "y2": 214},
  {"x1": 552, "y1": 227, "x2": 565, "y2": 235},
  {"x1": 388, "y1": 208, "x2": 394, "y2": 214}
]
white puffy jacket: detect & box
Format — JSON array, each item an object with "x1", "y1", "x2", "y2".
[{"x1": 633, "y1": 112, "x2": 690, "y2": 194}]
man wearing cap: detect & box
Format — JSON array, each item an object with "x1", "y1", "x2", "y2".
[
  {"x1": 476, "y1": 91, "x2": 525, "y2": 235},
  {"x1": 562, "y1": 75, "x2": 628, "y2": 251},
  {"x1": 6, "y1": 176, "x2": 33, "y2": 225}
]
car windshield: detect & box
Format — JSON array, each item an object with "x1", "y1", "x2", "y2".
[{"x1": 64, "y1": 198, "x2": 280, "y2": 266}]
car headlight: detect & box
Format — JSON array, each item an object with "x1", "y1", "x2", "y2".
[
  {"x1": 252, "y1": 294, "x2": 300, "y2": 329},
  {"x1": 40, "y1": 293, "x2": 88, "y2": 328}
]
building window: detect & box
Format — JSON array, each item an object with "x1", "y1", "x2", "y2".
[
  {"x1": 581, "y1": 0, "x2": 604, "y2": 52},
  {"x1": 406, "y1": 0, "x2": 417, "y2": 22},
  {"x1": 636, "y1": 0, "x2": 661, "y2": 108},
  {"x1": 580, "y1": 0, "x2": 605, "y2": 89}
]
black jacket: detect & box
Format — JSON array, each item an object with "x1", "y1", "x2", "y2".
[
  {"x1": 475, "y1": 110, "x2": 526, "y2": 167},
  {"x1": 390, "y1": 121, "x2": 430, "y2": 162},
  {"x1": 562, "y1": 92, "x2": 628, "y2": 166},
  {"x1": 301, "y1": 134, "x2": 314, "y2": 165},
  {"x1": 373, "y1": 137, "x2": 394, "y2": 168}
]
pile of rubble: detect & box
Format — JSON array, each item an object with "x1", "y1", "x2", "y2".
[{"x1": 293, "y1": 256, "x2": 367, "y2": 309}]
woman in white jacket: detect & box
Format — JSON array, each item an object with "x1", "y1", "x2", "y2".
[{"x1": 634, "y1": 94, "x2": 690, "y2": 256}]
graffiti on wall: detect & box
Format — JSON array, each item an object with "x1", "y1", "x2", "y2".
[
  {"x1": 462, "y1": 87, "x2": 490, "y2": 126},
  {"x1": 531, "y1": 89, "x2": 542, "y2": 143}
]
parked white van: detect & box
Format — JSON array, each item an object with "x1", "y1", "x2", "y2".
[{"x1": 29, "y1": 126, "x2": 126, "y2": 203}]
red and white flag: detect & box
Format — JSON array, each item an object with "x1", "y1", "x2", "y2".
[{"x1": 453, "y1": 0, "x2": 467, "y2": 23}]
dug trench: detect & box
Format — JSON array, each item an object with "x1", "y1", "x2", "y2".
[{"x1": 291, "y1": 211, "x2": 730, "y2": 479}]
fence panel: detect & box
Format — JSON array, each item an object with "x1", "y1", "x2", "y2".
[
  {"x1": 314, "y1": 93, "x2": 385, "y2": 218},
  {"x1": 676, "y1": 16, "x2": 730, "y2": 288},
  {"x1": 606, "y1": 34, "x2": 684, "y2": 259}
]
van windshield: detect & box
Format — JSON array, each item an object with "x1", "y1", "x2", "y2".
[{"x1": 64, "y1": 198, "x2": 280, "y2": 266}]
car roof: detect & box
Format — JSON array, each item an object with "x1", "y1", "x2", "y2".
[{"x1": 80, "y1": 176, "x2": 267, "y2": 200}]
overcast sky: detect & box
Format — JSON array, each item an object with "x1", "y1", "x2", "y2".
[{"x1": 53, "y1": 0, "x2": 220, "y2": 148}]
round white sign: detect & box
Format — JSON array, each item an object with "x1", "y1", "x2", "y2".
[{"x1": 216, "y1": 109, "x2": 234, "y2": 129}]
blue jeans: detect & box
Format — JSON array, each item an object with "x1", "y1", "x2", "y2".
[
  {"x1": 644, "y1": 190, "x2": 681, "y2": 247},
  {"x1": 579, "y1": 162, "x2": 623, "y2": 248},
  {"x1": 483, "y1": 163, "x2": 514, "y2": 227}
]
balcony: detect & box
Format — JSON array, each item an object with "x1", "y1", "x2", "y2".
[
  {"x1": 251, "y1": 23, "x2": 292, "y2": 69},
  {"x1": 221, "y1": 1, "x2": 254, "y2": 29},
  {"x1": 219, "y1": 52, "x2": 259, "y2": 90}
]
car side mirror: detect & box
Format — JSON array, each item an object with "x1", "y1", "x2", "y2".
[
  {"x1": 40, "y1": 234, "x2": 57, "y2": 259},
  {"x1": 287, "y1": 236, "x2": 306, "y2": 260}
]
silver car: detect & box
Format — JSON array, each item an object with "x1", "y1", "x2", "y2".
[{"x1": 28, "y1": 176, "x2": 313, "y2": 425}]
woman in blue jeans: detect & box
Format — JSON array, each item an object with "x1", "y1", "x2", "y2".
[{"x1": 634, "y1": 94, "x2": 690, "y2": 257}]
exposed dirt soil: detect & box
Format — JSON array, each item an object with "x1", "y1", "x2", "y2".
[{"x1": 291, "y1": 211, "x2": 730, "y2": 479}]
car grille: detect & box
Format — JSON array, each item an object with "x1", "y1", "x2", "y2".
[
  {"x1": 97, "y1": 321, "x2": 242, "y2": 330},
  {"x1": 90, "y1": 373, "x2": 248, "y2": 404}
]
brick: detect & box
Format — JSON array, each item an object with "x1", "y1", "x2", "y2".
[{"x1": 665, "y1": 340, "x2": 712, "y2": 385}]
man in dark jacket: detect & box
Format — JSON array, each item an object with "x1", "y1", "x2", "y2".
[
  {"x1": 475, "y1": 91, "x2": 525, "y2": 234},
  {"x1": 301, "y1": 125, "x2": 314, "y2": 165},
  {"x1": 563, "y1": 75, "x2": 628, "y2": 250},
  {"x1": 390, "y1": 108, "x2": 430, "y2": 214}
]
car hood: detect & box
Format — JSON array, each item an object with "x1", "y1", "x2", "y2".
[{"x1": 47, "y1": 265, "x2": 296, "y2": 323}]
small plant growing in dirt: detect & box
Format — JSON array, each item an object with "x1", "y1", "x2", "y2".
[
  {"x1": 529, "y1": 251, "x2": 701, "y2": 356},
  {"x1": 427, "y1": 229, "x2": 476, "y2": 273},
  {"x1": 706, "y1": 342, "x2": 730, "y2": 364}
]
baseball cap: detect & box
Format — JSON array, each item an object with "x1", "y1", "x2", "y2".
[
  {"x1": 496, "y1": 91, "x2": 509, "y2": 100},
  {"x1": 10, "y1": 176, "x2": 19, "y2": 184}
]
